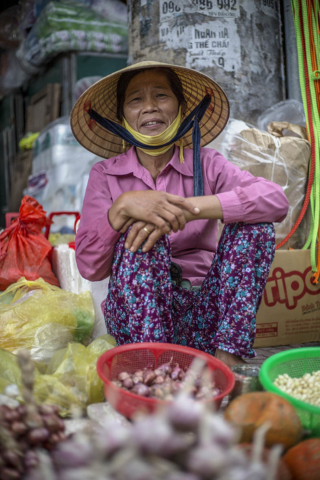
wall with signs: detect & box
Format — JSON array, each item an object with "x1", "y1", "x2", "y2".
[{"x1": 128, "y1": 0, "x2": 284, "y2": 123}]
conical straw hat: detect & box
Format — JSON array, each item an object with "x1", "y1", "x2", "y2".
[{"x1": 71, "y1": 61, "x2": 230, "y2": 159}]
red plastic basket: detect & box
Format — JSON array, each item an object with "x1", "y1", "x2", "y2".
[{"x1": 97, "y1": 342, "x2": 235, "y2": 418}]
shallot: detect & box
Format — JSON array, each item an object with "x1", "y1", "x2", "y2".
[
  {"x1": 0, "y1": 350, "x2": 66, "y2": 480},
  {"x1": 112, "y1": 361, "x2": 221, "y2": 401}
]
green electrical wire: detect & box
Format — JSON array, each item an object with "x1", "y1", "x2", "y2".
[
  {"x1": 291, "y1": 0, "x2": 320, "y2": 274},
  {"x1": 302, "y1": 0, "x2": 320, "y2": 272},
  {"x1": 291, "y1": 0, "x2": 313, "y2": 253}
]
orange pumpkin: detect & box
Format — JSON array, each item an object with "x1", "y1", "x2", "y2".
[
  {"x1": 283, "y1": 439, "x2": 320, "y2": 480},
  {"x1": 224, "y1": 392, "x2": 302, "y2": 449}
]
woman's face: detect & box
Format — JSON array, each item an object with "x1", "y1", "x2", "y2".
[{"x1": 123, "y1": 70, "x2": 179, "y2": 136}]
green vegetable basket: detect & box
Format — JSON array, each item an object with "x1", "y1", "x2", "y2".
[{"x1": 259, "y1": 347, "x2": 320, "y2": 437}]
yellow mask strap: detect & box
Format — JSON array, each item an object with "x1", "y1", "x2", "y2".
[{"x1": 122, "y1": 107, "x2": 184, "y2": 163}]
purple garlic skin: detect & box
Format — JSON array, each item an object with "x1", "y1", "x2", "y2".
[
  {"x1": 132, "y1": 374, "x2": 143, "y2": 385},
  {"x1": 52, "y1": 438, "x2": 94, "y2": 468},
  {"x1": 154, "y1": 375, "x2": 165, "y2": 385},
  {"x1": 113, "y1": 362, "x2": 220, "y2": 402},
  {"x1": 171, "y1": 366, "x2": 181, "y2": 381},
  {"x1": 132, "y1": 383, "x2": 150, "y2": 397},
  {"x1": 122, "y1": 377, "x2": 133, "y2": 389},
  {"x1": 118, "y1": 372, "x2": 130, "y2": 382},
  {"x1": 149, "y1": 386, "x2": 165, "y2": 399}
]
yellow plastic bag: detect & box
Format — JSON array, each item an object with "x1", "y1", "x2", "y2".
[
  {"x1": 0, "y1": 347, "x2": 42, "y2": 393},
  {"x1": 34, "y1": 334, "x2": 116, "y2": 416},
  {"x1": 0, "y1": 277, "x2": 95, "y2": 363}
]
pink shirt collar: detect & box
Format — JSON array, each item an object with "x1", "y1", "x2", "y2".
[{"x1": 104, "y1": 146, "x2": 193, "y2": 178}]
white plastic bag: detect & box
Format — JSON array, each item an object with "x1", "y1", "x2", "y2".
[
  {"x1": 24, "y1": 117, "x2": 101, "y2": 232},
  {"x1": 52, "y1": 245, "x2": 109, "y2": 339},
  {"x1": 257, "y1": 100, "x2": 305, "y2": 132}
]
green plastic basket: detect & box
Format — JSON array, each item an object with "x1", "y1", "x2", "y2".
[{"x1": 259, "y1": 347, "x2": 320, "y2": 437}]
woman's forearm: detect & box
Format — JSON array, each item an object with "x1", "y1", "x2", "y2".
[{"x1": 184, "y1": 195, "x2": 223, "y2": 222}]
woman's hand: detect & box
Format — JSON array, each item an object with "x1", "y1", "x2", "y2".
[
  {"x1": 108, "y1": 191, "x2": 199, "y2": 234},
  {"x1": 115, "y1": 194, "x2": 223, "y2": 253},
  {"x1": 123, "y1": 221, "x2": 167, "y2": 253}
]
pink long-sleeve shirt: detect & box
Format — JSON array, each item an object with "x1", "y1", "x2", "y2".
[{"x1": 76, "y1": 146, "x2": 289, "y2": 286}]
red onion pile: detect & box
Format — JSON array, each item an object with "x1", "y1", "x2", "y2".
[
  {"x1": 0, "y1": 350, "x2": 66, "y2": 480},
  {"x1": 112, "y1": 360, "x2": 220, "y2": 400},
  {"x1": 0, "y1": 403, "x2": 66, "y2": 480}
]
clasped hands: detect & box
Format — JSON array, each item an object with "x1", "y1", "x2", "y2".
[{"x1": 108, "y1": 191, "x2": 200, "y2": 253}]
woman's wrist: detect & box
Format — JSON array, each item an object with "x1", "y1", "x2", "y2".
[
  {"x1": 184, "y1": 195, "x2": 223, "y2": 222},
  {"x1": 108, "y1": 194, "x2": 128, "y2": 231}
]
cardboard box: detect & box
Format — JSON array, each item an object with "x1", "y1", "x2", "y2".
[
  {"x1": 254, "y1": 249, "x2": 320, "y2": 348},
  {"x1": 26, "y1": 84, "x2": 61, "y2": 133},
  {"x1": 8, "y1": 151, "x2": 33, "y2": 212}
]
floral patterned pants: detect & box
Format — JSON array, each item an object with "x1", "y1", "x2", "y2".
[{"x1": 104, "y1": 223, "x2": 275, "y2": 358}]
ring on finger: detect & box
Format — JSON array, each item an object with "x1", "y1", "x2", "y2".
[{"x1": 143, "y1": 227, "x2": 151, "y2": 235}]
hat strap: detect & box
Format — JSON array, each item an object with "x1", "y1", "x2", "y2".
[
  {"x1": 122, "y1": 107, "x2": 184, "y2": 163},
  {"x1": 86, "y1": 94, "x2": 211, "y2": 196}
]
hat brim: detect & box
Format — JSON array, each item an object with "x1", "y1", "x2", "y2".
[{"x1": 71, "y1": 61, "x2": 230, "y2": 159}]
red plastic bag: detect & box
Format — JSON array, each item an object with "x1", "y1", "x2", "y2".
[{"x1": 0, "y1": 196, "x2": 59, "y2": 291}]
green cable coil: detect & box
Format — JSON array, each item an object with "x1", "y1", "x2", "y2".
[{"x1": 291, "y1": 0, "x2": 320, "y2": 275}]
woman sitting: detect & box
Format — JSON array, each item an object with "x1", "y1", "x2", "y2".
[{"x1": 72, "y1": 61, "x2": 288, "y2": 367}]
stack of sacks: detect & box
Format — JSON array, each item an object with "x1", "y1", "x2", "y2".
[
  {"x1": 17, "y1": 0, "x2": 128, "y2": 68},
  {"x1": 208, "y1": 119, "x2": 310, "y2": 249}
]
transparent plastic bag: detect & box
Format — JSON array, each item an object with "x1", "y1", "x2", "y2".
[
  {"x1": 0, "y1": 278, "x2": 95, "y2": 363},
  {"x1": 208, "y1": 119, "x2": 310, "y2": 249},
  {"x1": 0, "y1": 347, "x2": 43, "y2": 394},
  {"x1": 25, "y1": 116, "x2": 100, "y2": 232},
  {"x1": 0, "y1": 348, "x2": 25, "y2": 393},
  {"x1": 257, "y1": 100, "x2": 306, "y2": 132},
  {"x1": 34, "y1": 335, "x2": 116, "y2": 416}
]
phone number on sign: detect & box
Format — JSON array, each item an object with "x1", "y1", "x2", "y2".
[{"x1": 160, "y1": 0, "x2": 239, "y2": 19}]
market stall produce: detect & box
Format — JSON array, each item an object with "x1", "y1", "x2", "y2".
[
  {"x1": 274, "y1": 371, "x2": 320, "y2": 407},
  {"x1": 97, "y1": 343, "x2": 235, "y2": 418},
  {"x1": 259, "y1": 347, "x2": 320, "y2": 437},
  {"x1": 112, "y1": 361, "x2": 220, "y2": 401},
  {"x1": 1, "y1": 342, "x2": 318, "y2": 479},
  {"x1": 283, "y1": 438, "x2": 320, "y2": 480},
  {"x1": 26, "y1": 391, "x2": 283, "y2": 480},
  {"x1": 224, "y1": 392, "x2": 303, "y2": 450}
]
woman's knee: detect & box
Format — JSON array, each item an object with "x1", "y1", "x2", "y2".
[
  {"x1": 221, "y1": 222, "x2": 275, "y2": 245},
  {"x1": 111, "y1": 226, "x2": 172, "y2": 278},
  {"x1": 218, "y1": 222, "x2": 275, "y2": 263}
]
